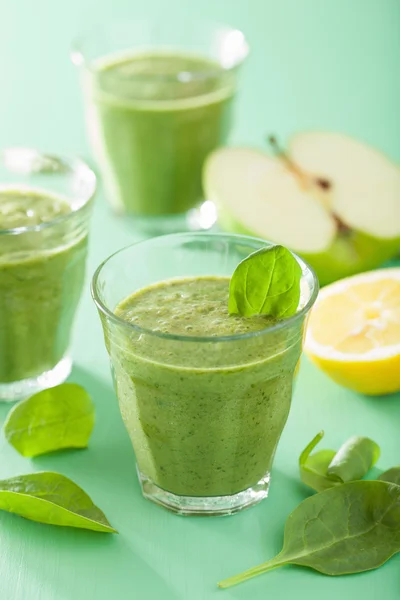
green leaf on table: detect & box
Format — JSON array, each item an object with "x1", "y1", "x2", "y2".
[
  {"x1": 228, "y1": 245, "x2": 302, "y2": 318},
  {"x1": 300, "y1": 432, "x2": 380, "y2": 492},
  {"x1": 327, "y1": 436, "x2": 380, "y2": 483},
  {"x1": 378, "y1": 467, "x2": 400, "y2": 486},
  {"x1": 3, "y1": 383, "x2": 95, "y2": 457},
  {"x1": 0, "y1": 472, "x2": 117, "y2": 532},
  {"x1": 218, "y1": 480, "x2": 400, "y2": 589},
  {"x1": 299, "y1": 431, "x2": 338, "y2": 492}
]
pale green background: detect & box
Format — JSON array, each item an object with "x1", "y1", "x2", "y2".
[{"x1": 0, "y1": 1, "x2": 400, "y2": 599}]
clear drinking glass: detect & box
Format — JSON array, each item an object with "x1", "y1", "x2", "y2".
[
  {"x1": 72, "y1": 19, "x2": 248, "y2": 233},
  {"x1": 92, "y1": 233, "x2": 318, "y2": 516},
  {"x1": 0, "y1": 148, "x2": 96, "y2": 401}
]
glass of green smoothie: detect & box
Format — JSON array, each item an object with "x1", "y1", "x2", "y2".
[
  {"x1": 92, "y1": 233, "x2": 318, "y2": 516},
  {"x1": 72, "y1": 20, "x2": 248, "y2": 232},
  {"x1": 0, "y1": 148, "x2": 96, "y2": 401}
]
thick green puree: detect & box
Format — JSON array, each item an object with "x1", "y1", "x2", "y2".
[
  {"x1": 86, "y1": 52, "x2": 235, "y2": 215},
  {"x1": 0, "y1": 189, "x2": 87, "y2": 383},
  {"x1": 0, "y1": 191, "x2": 70, "y2": 228},
  {"x1": 112, "y1": 277, "x2": 303, "y2": 497}
]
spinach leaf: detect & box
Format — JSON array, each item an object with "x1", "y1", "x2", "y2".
[
  {"x1": 327, "y1": 436, "x2": 380, "y2": 482},
  {"x1": 0, "y1": 472, "x2": 116, "y2": 533},
  {"x1": 379, "y1": 467, "x2": 400, "y2": 487},
  {"x1": 299, "y1": 431, "x2": 338, "y2": 492},
  {"x1": 218, "y1": 480, "x2": 400, "y2": 589},
  {"x1": 4, "y1": 383, "x2": 95, "y2": 457},
  {"x1": 300, "y1": 432, "x2": 380, "y2": 492},
  {"x1": 228, "y1": 245, "x2": 302, "y2": 318}
]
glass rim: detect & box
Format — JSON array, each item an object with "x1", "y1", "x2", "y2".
[
  {"x1": 91, "y1": 232, "x2": 319, "y2": 344},
  {"x1": 0, "y1": 148, "x2": 97, "y2": 236},
  {"x1": 71, "y1": 18, "x2": 249, "y2": 81}
]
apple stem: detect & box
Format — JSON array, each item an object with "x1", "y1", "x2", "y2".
[
  {"x1": 267, "y1": 135, "x2": 296, "y2": 171},
  {"x1": 267, "y1": 135, "x2": 334, "y2": 193},
  {"x1": 267, "y1": 135, "x2": 310, "y2": 189},
  {"x1": 267, "y1": 135, "x2": 350, "y2": 234}
]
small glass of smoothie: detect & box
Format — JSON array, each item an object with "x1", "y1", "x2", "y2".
[
  {"x1": 0, "y1": 148, "x2": 96, "y2": 401},
  {"x1": 92, "y1": 233, "x2": 318, "y2": 516},
  {"x1": 72, "y1": 20, "x2": 248, "y2": 232}
]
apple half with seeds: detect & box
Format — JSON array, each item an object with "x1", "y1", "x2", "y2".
[{"x1": 204, "y1": 132, "x2": 400, "y2": 285}]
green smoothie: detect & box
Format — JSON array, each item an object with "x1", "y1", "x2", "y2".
[
  {"x1": 85, "y1": 52, "x2": 236, "y2": 216},
  {"x1": 111, "y1": 276, "x2": 303, "y2": 497},
  {"x1": 0, "y1": 189, "x2": 88, "y2": 384}
]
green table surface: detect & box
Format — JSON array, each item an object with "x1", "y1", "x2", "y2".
[{"x1": 1, "y1": 0, "x2": 400, "y2": 598}]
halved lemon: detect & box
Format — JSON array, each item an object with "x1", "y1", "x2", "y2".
[{"x1": 305, "y1": 268, "x2": 400, "y2": 395}]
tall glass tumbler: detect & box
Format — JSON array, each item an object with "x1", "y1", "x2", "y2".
[
  {"x1": 0, "y1": 148, "x2": 96, "y2": 401},
  {"x1": 72, "y1": 20, "x2": 248, "y2": 232},
  {"x1": 92, "y1": 233, "x2": 318, "y2": 515}
]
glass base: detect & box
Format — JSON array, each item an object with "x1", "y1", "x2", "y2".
[
  {"x1": 138, "y1": 468, "x2": 270, "y2": 516},
  {"x1": 0, "y1": 355, "x2": 72, "y2": 402},
  {"x1": 116, "y1": 201, "x2": 218, "y2": 236}
]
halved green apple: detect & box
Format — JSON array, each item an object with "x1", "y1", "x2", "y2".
[{"x1": 204, "y1": 132, "x2": 400, "y2": 285}]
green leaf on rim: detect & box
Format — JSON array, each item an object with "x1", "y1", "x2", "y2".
[{"x1": 228, "y1": 245, "x2": 302, "y2": 318}]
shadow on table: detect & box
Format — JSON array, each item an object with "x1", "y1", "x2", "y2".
[
  {"x1": 356, "y1": 388, "x2": 400, "y2": 414},
  {"x1": 0, "y1": 512, "x2": 180, "y2": 600}
]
